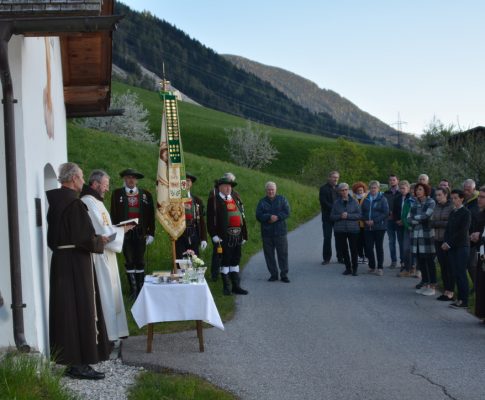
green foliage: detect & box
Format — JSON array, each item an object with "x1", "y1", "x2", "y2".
[
  {"x1": 127, "y1": 371, "x2": 235, "y2": 400},
  {"x1": 113, "y1": 3, "x2": 374, "y2": 143},
  {"x1": 111, "y1": 81, "x2": 419, "y2": 182},
  {"x1": 67, "y1": 122, "x2": 319, "y2": 335},
  {"x1": 417, "y1": 118, "x2": 485, "y2": 186},
  {"x1": 0, "y1": 352, "x2": 75, "y2": 400},
  {"x1": 301, "y1": 138, "x2": 378, "y2": 185}
]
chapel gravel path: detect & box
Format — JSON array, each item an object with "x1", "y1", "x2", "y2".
[{"x1": 122, "y1": 215, "x2": 485, "y2": 400}]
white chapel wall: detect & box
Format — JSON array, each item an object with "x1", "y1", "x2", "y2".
[{"x1": 0, "y1": 35, "x2": 67, "y2": 354}]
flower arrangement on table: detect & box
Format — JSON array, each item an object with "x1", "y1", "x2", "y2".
[{"x1": 182, "y1": 250, "x2": 205, "y2": 267}]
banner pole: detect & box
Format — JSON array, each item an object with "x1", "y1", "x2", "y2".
[{"x1": 171, "y1": 237, "x2": 177, "y2": 274}]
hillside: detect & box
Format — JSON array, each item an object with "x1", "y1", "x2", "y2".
[
  {"x1": 111, "y1": 81, "x2": 419, "y2": 184},
  {"x1": 223, "y1": 54, "x2": 415, "y2": 147},
  {"x1": 113, "y1": 2, "x2": 375, "y2": 144}
]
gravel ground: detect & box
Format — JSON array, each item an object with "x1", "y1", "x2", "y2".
[{"x1": 60, "y1": 359, "x2": 143, "y2": 400}]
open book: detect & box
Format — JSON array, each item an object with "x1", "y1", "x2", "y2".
[{"x1": 115, "y1": 218, "x2": 139, "y2": 227}]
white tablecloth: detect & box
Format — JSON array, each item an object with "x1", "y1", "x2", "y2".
[{"x1": 131, "y1": 281, "x2": 224, "y2": 330}]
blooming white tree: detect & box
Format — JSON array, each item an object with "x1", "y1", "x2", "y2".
[
  {"x1": 225, "y1": 122, "x2": 278, "y2": 170},
  {"x1": 79, "y1": 90, "x2": 154, "y2": 143}
]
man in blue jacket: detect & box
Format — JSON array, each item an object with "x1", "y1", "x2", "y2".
[{"x1": 256, "y1": 181, "x2": 291, "y2": 282}]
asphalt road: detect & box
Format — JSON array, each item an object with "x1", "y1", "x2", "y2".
[{"x1": 123, "y1": 215, "x2": 485, "y2": 400}]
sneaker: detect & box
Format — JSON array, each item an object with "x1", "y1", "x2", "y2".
[
  {"x1": 342, "y1": 270, "x2": 352, "y2": 275},
  {"x1": 376, "y1": 269, "x2": 384, "y2": 276},
  {"x1": 421, "y1": 287, "x2": 436, "y2": 296},
  {"x1": 268, "y1": 276, "x2": 278, "y2": 282},
  {"x1": 398, "y1": 270, "x2": 411, "y2": 277},
  {"x1": 368, "y1": 268, "x2": 376, "y2": 274},
  {"x1": 321, "y1": 260, "x2": 331, "y2": 265},
  {"x1": 281, "y1": 276, "x2": 290, "y2": 283},
  {"x1": 388, "y1": 262, "x2": 397, "y2": 269},
  {"x1": 415, "y1": 287, "x2": 427, "y2": 294},
  {"x1": 450, "y1": 301, "x2": 468, "y2": 309}
]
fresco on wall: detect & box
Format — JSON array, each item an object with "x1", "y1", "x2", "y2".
[{"x1": 43, "y1": 38, "x2": 54, "y2": 139}]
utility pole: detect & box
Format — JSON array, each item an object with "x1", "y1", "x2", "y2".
[{"x1": 391, "y1": 112, "x2": 407, "y2": 148}]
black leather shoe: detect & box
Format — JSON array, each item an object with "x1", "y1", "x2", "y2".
[
  {"x1": 281, "y1": 276, "x2": 290, "y2": 283},
  {"x1": 321, "y1": 260, "x2": 330, "y2": 265},
  {"x1": 65, "y1": 365, "x2": 105, "y2": 380},
  {"x1": 268, "y1": 276, "x2": 278, "y2": 282},
  {"x1": 342, "y1": 270, "x2": 351, "y2": 275}
]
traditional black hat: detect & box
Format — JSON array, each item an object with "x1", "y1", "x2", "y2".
[
  {"x1": 186, "y1": 172, "x2": 197, "y2": 183},
  {"x1": 119, "y1": 168, "x2": 144, "y2": 179},
  {"x1": 217, "y1": 176, "x2": 237, "y2": 187}
]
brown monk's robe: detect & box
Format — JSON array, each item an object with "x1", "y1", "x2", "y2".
[{"x1": 46, "y1": 187, "x2": 110, "y2": 365}]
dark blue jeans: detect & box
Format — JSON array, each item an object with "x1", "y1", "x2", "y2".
[
  {"x1": 449, "y1": 246, "x2": 470, "y2": 304},
  {"x1": 396, "y1": 226, "x2": 412, "y2": 270},
  {"x1": 387, "y1": 220, "x2": 398, "y2": 263},
  {"x1": 364, "y1": 229, "x2": 385, "y2": 269},
  {"x1": 262, "y1": 235, "x2": 288, "y2": 278},
  {"x1": 322, "y1": 218, "x2": 334, "y2": 262}
]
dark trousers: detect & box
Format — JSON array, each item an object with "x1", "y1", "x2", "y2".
[
  {"x1": 322, "y1": 218, "x2": 334, "y2": 262},
  {"x1": 262, "y1": 235, "x2": 289, "y2": 278},
  {"x1": 222, "y1": 242, "x2": 242, "y2": 267},
  {"x1": 416, "y1": 251, "x2": 436, "y2": 285},
  {"x1": 175, "y1": 233, "x2": 200, "y2": 259},
  {"x1": 467, "y1": 245, "x2": 479, "y2": 284},
  {"x1": 357, "y1": 228, "x2": 366, "y2": 258},
  {"x1": 397, "y1": 227, "x2": 412, "y2": 271},
  {"x1": 335, "y1": 231, "x2": 358, "y2": 272},
  {"x1": 435, "y1": 241, "x2": 454, "y2": 292},
  {"x1": 364, "y1": 229, "x2": 385, "y2": 269},
  {"x1": 387, "y1": 220, "x2": 398, "y2": 263},
  {"x1": 475, "y1": 257, "x2": 485, "y2": 318},
  {"x1": 210, "y1": 244, "x2": 221, "y2": 280},
  {"x1": 449, "y1": 246, "x2": 470, "y2": 305},
  {"x1": 123, "y1": 230, "x2": 146, "y2": 273}
]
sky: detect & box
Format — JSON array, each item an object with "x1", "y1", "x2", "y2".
[{"x1": 121, "y1": 0, "x2": 484, "y2": 135}]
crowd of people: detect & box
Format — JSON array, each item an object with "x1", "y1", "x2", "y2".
[
  {"x1": 46, "y1": 162, "x2": 484, "y2": 381},
  {"x1": 320, "y1": 171, "x2": 485, "y2": 312},
  {"x1": 46, "y1": 163, "x2": 287, "y2": 380}
]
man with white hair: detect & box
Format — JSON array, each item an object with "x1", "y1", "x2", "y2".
[
  {"x1": 81, "y1": 170, "x2": 135, "y2": 348},
  {"x1": 256, "y1": 181, "x2": 291, "y2": 282},
  {"x1": 46, "y1": 163, "x2": 110, "y2": 379}
]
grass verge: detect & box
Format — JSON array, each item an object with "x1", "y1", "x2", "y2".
[
  {"x1": 127, "y1": 371, "x2": 236, "y2": 400},
  {"x1": 0, "y1": 352, "x2": 74, "y2": 400}
]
